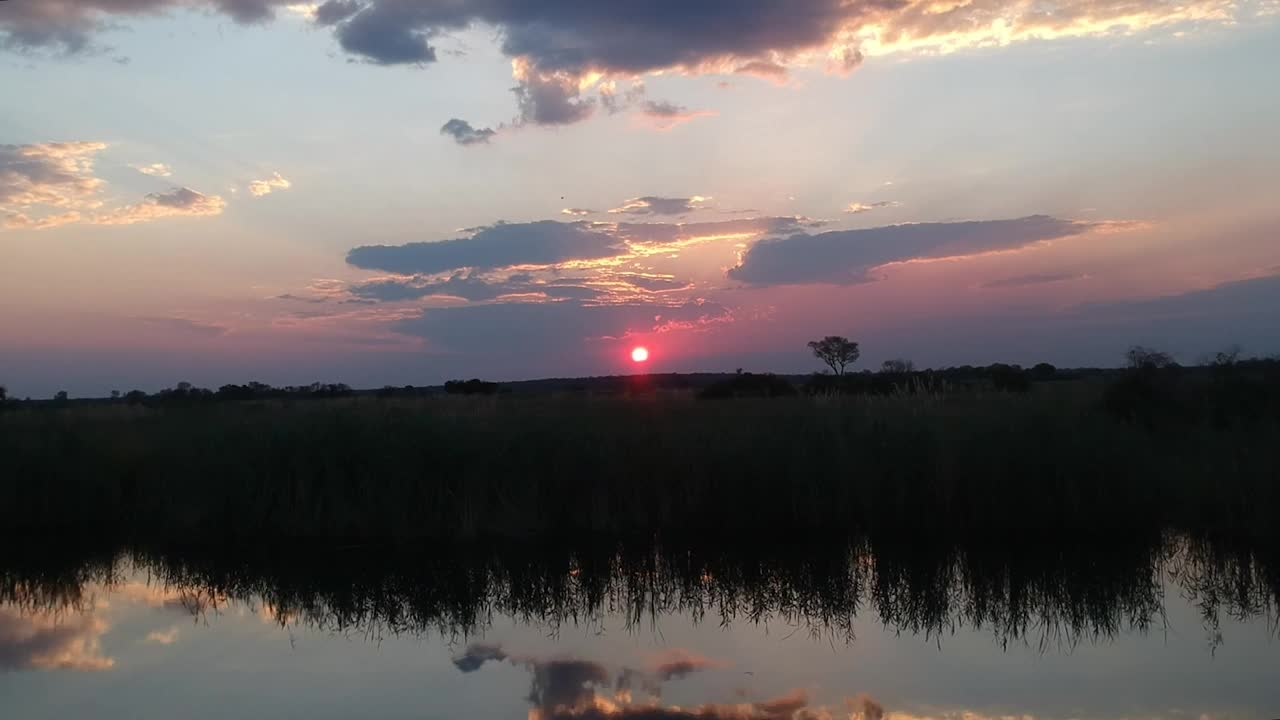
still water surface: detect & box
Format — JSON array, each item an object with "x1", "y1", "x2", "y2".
[{"x1": 2, "y1": 537, "x2": 1277, "y2": 719}]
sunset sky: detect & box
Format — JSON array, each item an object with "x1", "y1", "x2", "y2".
[{"x1": 3, "y1": 0, "x2": 1279, "y2": 397}]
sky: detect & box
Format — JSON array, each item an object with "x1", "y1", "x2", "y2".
[{"x1": 2, "y1": 0, "x2": 1279, "y2": 397}]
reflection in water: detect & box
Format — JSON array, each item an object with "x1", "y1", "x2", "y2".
[
  {"x1": 1, "y1": 533, "x2": 1277, "y2": 719},
  {"x1": 0, "y1": 606, "x2": 113, "y2": 672},
  {"x1": 2, "y1": 533, "x2": 1275, "y2": 651}
]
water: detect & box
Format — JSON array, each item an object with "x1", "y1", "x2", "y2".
[{"x1": 1, "y1": 536, "x2": 1277, "y2": 719}]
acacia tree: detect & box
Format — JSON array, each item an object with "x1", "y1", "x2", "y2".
[{"x1": 808, "y1": 336, "x2": 860, "y2": 376}]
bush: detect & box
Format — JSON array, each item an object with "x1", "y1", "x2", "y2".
[
  {"x1": 698, "y1": 373, "x2": 797, "y2": 399},
  {"x1": 444, "y1": 379, "x2": 502, "y2": 395}
]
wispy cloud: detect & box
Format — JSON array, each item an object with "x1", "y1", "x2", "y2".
[
  {"x1": 636, "y1": 101, "x2": 716, "y2": 131},
  {"x1": 609, "y1": 196, "x2": 711, "y2": 216},
  {"x1": 844, "y1": 201, "x2": 899, "y2": 215},
  {"x1": 133, "y1": 163, "x2": 172, "y2": 177},
  {"x1": 248, "y1": 172, "x2": 291, "y2": 197},
  {"x1": 979, "y1": 272, "x2": 1088, "y2": 289},
  {"x1": 100, "y1": 188, "x2": 227, "y2": 225}
]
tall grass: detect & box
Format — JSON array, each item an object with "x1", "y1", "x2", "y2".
[{"x1": 2, "y1": 382, "x2": 1277, "y2": 543}]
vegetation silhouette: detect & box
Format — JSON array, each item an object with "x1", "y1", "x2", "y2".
[
  {"x1": 808, "y1": 336, "x2": 861, "y2": 376},
  {"x1": 0, "y1": 533, "x2": 1274, "y2": 650},
  {"x1": 698, "y1": 372, "x2": 797, "y2": 399},
  {"x1": 444, "y1": 379, "x2": 503, "y2": 395},
  {"x1": 2, "y1": 344, "x2": 1278, "y2": 544}
]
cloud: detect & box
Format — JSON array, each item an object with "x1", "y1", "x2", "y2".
[
  {"x1": 734, "y1": 59, "x2": 790, "y2": 83},
  {"x1": 636, "y1": 101, "x2": 715, "y2": 131},
  {"x1": 348, "y1": 221, "x2": 626, "y2": 275},
  {"x1": 1, "y1": 141, "x2": 106, "y2": 216},
  {"x1": 843, "y1": 201, "x2": 898, "y2": 215},
  {"x1": 350, "y1": 272, "x2": 606, "y2": 303},
  {"x1": 562, "y1": 208, "x2": 595, "y2": 217},
  {"x1": 728, "y1": 215, "x2": 1095, "y2": 286},
  {"x1": 144, "y1": 627, "x2": 180, "y2": 645},
  {"x1": 979, "y1": 272, "x2": 1088, "y2": 289},
  {"x1": 610, "y1": 196, "x2": 711, "y2": 216},
  {"x1": 99, "y1": 187, "x2": 227, "y2": 225},
  {"x1": 392, "y1": 299, "x2": 732, "y2": 354},
  {"x1": 512, "y1": 57, "x2": 596, "y2": 126},
  {"x1": 313, "y1": 0, "x2": 361, "y2": 25},
  {"x1": 0, "y1": 607, "x2": 114, "y2": 672},
  {"x1": 2, "y1": 143, "x2": 228, "y2": 230},
  {"x1": 248, "y1": 172, "x2": 291, "y2": 197},
  {"x1": 133, "y1": 163, "x2": 172, "y2": 177},
  {"x1": 440, "y1": 118, "x2": 497, "y2": 146},
  {"x1": 137, "y1": 316, "x2": 229, "y2": 336},
  {"x1": 452, "y1": 643, "x2": 508, "y2": 672},
  {"x1": 0, "y1": 0, "x2": 296, "y2": 55},
  {"x1": 4, "y1": 2, "x2": 1246, "y2": 137},
  {"x1": 450, "y1": 644, "x2": 879, "y2": 720},
  {"x1": 650, "y1": 650, "x2": 721, "y2": 681}
]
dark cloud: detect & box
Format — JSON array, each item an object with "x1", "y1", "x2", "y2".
[
  {"x1": 0, "y1": 0, "x2": 294, "y2": 54},
  {"x1": 529, "y1": 659, "x2": 612, "y2": 713},
  {"x1": 347, "y1": 221, "x2": 624, "y2": 275},
  {"x1": 979, "y1": 272, "x2": 1087, "y2": 289},
  {"x1": 513, "y1": 61, "x2": 596, "y2": 125},
  {"x1": 345, "y1": 216, "x2": 809, "y2": 280},
  {"x1": 4, "y1": 1, "x2": 1231, "y2": 137},
  {"x1": 610, "y1": 196, "x2": 710, "y2": 216},
  {"x1": 452, "y1": 643, "x2": 508, "y2": 673},
  {"x1": 313, "y1": 0, "x2": 361, "y2": 26},
  {"x1": 728, "y1": 215, "x2": 1092, "y2": 286},
  {"x1": 440, "y1": 118, "x2": 497, "y2": 146}
]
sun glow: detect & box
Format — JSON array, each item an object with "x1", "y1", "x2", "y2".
[{"x1": 631, "y1": 346, "x2": 650, "y2": 363}]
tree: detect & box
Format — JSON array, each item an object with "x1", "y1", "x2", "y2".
[
  {"x1": 881, "y1": 358, "x2": 915, "y2": 374},
  {"x1": 1126, "y1": 346, "x2": 1176, "y2": 371},
  {"x1": 54, "y1": 390, "x2": 69, "y2": 402},
  {"x1": 808, "y1": 336, "x2": 860, "y2": 376},
  {"x1": 0, "y1": 386, "x2": 6, "y2": 403}
]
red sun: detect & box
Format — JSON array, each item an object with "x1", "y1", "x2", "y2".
[{"x1": 630, "y1": 346, "x2": 650, "y2": 363}]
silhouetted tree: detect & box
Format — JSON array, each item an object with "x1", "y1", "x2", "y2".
[
  {"x1": 124, "y1": 390, "x2": 147, "y2": 405},
  {"x1": 808, "y1": 336, "x2": 860, "y2": 376},
  {"x1": 987, "y1": 364, "x2": 1030, "y2": 392},
  {"x1": 881, "y1": 358, "x2": 915, "y2": 374},
  {"x1": 54, "y1": 390, "x2": 69, "y2": 402},
  {"x1": 445, "y1": 379, "x2": 501, "y2": 395},
  {"x1": 1126, "y1": 346, "x2": 1176, "y2": 370},
  {"x1": 0, "y1": 386, "x2": 6, "y2": 403},
  {"x1": 1030, "y1": 363, "x2": 1057, "y2": 381},
  {"x1": 110, "y1": 390, "x2": 121, "y2": 400}
]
